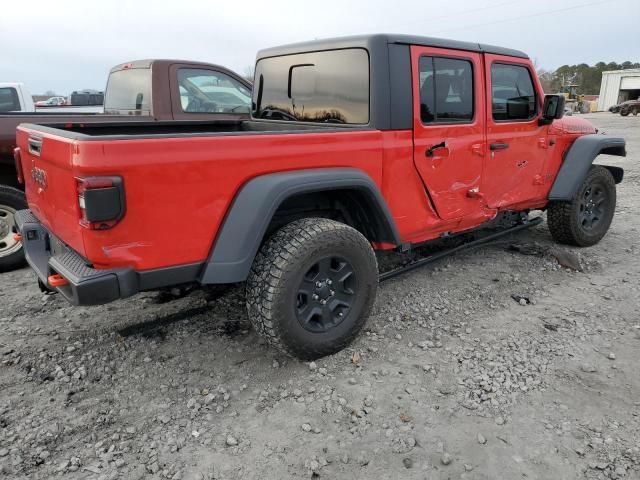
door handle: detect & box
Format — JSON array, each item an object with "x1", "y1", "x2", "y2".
[
  {"x1": 426, "y1": 141, "x2": 447, "y2": 157},
  {"x1": 490, "y1": 142, "x2": 509, "y2": 151}
]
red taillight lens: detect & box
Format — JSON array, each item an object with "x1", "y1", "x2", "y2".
[
  {"x1": 13, "y1": 148, "x2": 24, "y2": 184},
  {"x1": 76, "y1": 176, "x2": 125, "y2": 230}
]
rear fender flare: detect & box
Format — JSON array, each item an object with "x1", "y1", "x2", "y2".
[
  {"x1": 548, "y1": 135, "x2": 626, "y2": 201},
  {"x1": 199, "y1": 168, "x2": 400, "y2": 284}
]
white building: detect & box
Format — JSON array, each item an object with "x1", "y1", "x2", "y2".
[{"x1": 597, "y1": 68, "x2": 640, "y2": 111}]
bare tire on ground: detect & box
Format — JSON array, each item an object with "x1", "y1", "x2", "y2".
[
  {"x1": 547, "y1": 165, "x2": 616, "y2": 247},
  {"x1": 246, "y1": 218, "x2": 378, "y2": 360},
  {"x1": 0, "y1": 185, "x2": 27, "y2": 272}
]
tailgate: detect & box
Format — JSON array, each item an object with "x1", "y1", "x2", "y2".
[{"x1": 16, "y1": 126, "x2": 86, "y2": 256}]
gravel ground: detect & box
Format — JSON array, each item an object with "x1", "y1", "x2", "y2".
[{"x1": 1, "y1": 113, "x2": 639, "y2": 480}]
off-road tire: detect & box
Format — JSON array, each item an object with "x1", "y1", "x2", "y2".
[
  {"x1": 0, "y1": 185, "x2": 27, "y2": 272},
  {"x1": 246, "y1": 218, "x2": 378, "y2": 360},
  {"x1": 547, "y1": 166, "x2": 616, "y2": 247}
]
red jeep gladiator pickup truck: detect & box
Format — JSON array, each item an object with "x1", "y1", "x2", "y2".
[
  {"x1": 14, "y1": 35, "x2": 625, "y2": 360},
  {"x1": 0, "y1": 59, "x2": 251, "y2": 271}
]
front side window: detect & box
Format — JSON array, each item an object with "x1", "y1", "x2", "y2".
[
  {"x1": 177, "y1": 69, "x2": 251, "y2": 114},
  {"x1": 419, "y1": 56, "x2": 474, "y2": 124},
  {"x1": 0, "y1": 87, "x2": 20, "y2": 112},
  {"x1": 253, "y1": 48, "x2": 370, "y2": 124},
  {"x1": 491, "y1": 63, "x2": 537, "y2": 121}
]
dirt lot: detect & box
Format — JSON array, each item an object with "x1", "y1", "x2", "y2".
[{"x1": 1, "y1": 113, "x2": 639, "y2": 480}]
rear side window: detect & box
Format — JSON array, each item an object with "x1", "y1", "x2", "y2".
[
  {"x1": 253, "y1": 48, "x2": 369, "y2": 124},
  {"x1": 491, "y1": 63, "x2": 537, "y2": 121},
  {"x1": 104, "y1": 68, "x2": 152, "y2": 114},
  {"x1": 177, "y1": 68, "x2": 252, "y2": 114},
  {"x1": 0, "y1": 87, "x2": 20, "y2": 112},
  {"x1": 419, "y1": 56, "x2": 474, "y2": 123}
]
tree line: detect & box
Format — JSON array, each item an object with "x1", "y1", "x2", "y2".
[{"x1": 537, "y1": 61, "x2": 640, "y2": 95}]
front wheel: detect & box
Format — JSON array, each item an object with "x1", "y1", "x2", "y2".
[
  {"x1": 620, "y1": 109, "x2": 630, "y2": 116},
  {"x1": 0, "y1": 185, "x2": 27, "y2": 272},
  {"x1": 547, "y1": 166, "x2": 616, "y2": 247},
  {"x1": 246, "y1": 218, "x2": 378, "y2": 360}
]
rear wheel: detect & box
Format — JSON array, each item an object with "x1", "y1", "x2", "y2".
[
  {"x1": 633, "y1": 108, "x2": 638, "y2": 116},
  {"x1": 0, "y1": 185, "x2": 27, "y2": 272},
  {"x1": 246, "y1": 218, "x2": 378, "y2": 360},
  {"x1": 547, "y1": 166, "x2": 616, "y2": 247}
]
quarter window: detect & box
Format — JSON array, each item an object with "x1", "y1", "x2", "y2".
[
  {"x1": 253, "y1": 48, "x2": 370, "y2": 124},
  {"x1": 491, "y1": 63, "x2": 537, "y2": 121},
  {"x1": 419, "y1": 56, "x2": 474, "y2": 123}
]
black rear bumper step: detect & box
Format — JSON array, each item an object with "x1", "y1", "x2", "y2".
[
  {"x1": 15, "y1": 209, "x2": 202, "y2": 306},
  {"x1": 15, "y1": 209, "x2": 136, "y2": 305}
]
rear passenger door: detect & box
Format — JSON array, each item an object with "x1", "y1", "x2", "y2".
[
  {"x1": 411, "y1": 47, "x2": 486, "y2": 220},
  {"x1": 482, "y1": 55, "x2": 547, "y2": 208}
]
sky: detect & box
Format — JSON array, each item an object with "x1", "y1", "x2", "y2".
[{"x1": 1, "y1": 0, "x2": 638, "y2": 94}]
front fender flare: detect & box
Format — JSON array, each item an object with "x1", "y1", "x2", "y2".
[
  {"x1": 548, "y1": 135, "x2": 626, "y2": 201},
  {"x1": 200, "y1": 168, "x2": 400, "y2": 284}
]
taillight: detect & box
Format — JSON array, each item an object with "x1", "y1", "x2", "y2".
[
  {"x1": 76, "y1": 176, "x2": 125, "y2": 230},
  {"x1": 13, "y1": 148, "x2": 24, "y2": 184}
]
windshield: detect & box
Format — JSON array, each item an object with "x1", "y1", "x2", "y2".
[
  {"x1": 177, "y1": 68, "x2": 251, "y2": 114},
  {"x1": 253, "y1": 48, "x2": 370, "y2": 124}
]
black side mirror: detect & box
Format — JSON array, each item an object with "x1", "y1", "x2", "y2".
[{"x1": 540, "y1": 94, "x2": 565, "y2": 125}]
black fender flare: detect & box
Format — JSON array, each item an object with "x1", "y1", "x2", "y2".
[
  {"x1": 548, "y1": 135, "x2": 626, "y2": 201},
  {"x1": 199, "y1": 168, "x2": 400, "y2": 284}
]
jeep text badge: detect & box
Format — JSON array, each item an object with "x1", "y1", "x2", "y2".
[{"x1": 31, "y1": 165, "x2": 47, "y2": 190}]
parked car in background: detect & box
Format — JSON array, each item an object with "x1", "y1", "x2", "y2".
[
  {"x1": 35, "y1": 96, "x2": 67, "y2": 107},
  {"x1": 68, "y1": 89, "x2": 104, "y2": 107},
  {"x1": 619, "y1": 99, "x2": 640, "y2": 116},
  {"x1": 0, "y1": 60, "x2": 251, "y2": 271}
]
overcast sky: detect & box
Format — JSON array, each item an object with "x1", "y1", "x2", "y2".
[{"x1": 1, "y1": 0, "x2": 638, "y2": 94}]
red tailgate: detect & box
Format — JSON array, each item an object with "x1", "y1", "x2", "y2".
[{"x1": 16, "y1": 126, "x2": 86, "y2": 257}]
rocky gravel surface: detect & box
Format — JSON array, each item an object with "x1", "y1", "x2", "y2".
[{"x1": 1, "y1": 113, "x2": 639, "y2": 479}]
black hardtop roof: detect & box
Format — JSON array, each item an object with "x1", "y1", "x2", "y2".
[{"x1": 257, "y1": 33, "x2": 528, "y2": 60}]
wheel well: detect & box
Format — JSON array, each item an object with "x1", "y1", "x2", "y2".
[
  {"x1": 267, "y1": 189, "x2": 396, "y2": 244},
  {"x1": 0, "y1": 164, "x2": 22, "y2": 190}
]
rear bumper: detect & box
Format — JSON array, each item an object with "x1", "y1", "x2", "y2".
[
  {"x1": 16, "y1": 210, "x2": 137, "y2": 305},
  {"x1": 15, "y1": 209, "x2": 203, "y2": 306}
]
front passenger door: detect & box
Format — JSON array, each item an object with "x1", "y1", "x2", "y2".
[{"x1": 482, "y1": 56, "x2": 547, "y2": 208}]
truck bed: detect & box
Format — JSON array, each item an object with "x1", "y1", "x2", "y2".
[{"x1": 19, "y1": 119, "x2": 361, "y2": 140}]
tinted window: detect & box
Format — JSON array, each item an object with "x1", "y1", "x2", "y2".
[
  {"x1": 0, "y1": 87, "x2": 20, "y2": 112},
  {"x1": 177, "y1": 69, "x2": 251, "y2": 114},
  {"x1": 253, "y1": 48, "x2": 369, "y2": 124},
  {"x1": 104, "y1": 68, "x2": 152, "y2": 114},
  {"x1": 419, "y1": 56, "x2": 474, "y2": 123},
  {"x1": 491, "y1": 63, "x2": 536, "y2": 121}
]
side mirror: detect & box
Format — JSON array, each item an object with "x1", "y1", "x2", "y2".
[{"x1": 540, "y1": 94, "x2": 565, "y2": 125}]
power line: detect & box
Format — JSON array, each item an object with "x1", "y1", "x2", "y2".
[
  {"x1": 428, "y1": 0, "x2": 621, "y2": 34},
  {"x1": 378, "y1": 0, "x2": 523, "y2": 31}
]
